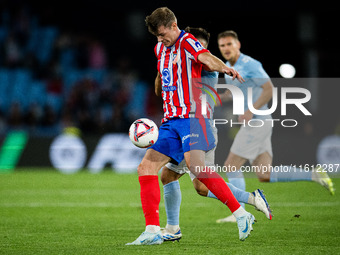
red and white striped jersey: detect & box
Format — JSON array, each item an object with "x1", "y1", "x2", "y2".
[{"x1": 155, "y1": 30, "x2": 209, "y2": 123}]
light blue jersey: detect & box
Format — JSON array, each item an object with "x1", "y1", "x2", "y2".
[
  {"x1": 201, "y1": 69, "x2": 218, "y2": 119},
  {"x1": 224, "y1": 53, "x2": 271, "y2": 120}
]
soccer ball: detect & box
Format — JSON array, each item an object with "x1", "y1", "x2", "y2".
[{"x1": 129, "y1": 118, "x2": 159, "y2": 148}]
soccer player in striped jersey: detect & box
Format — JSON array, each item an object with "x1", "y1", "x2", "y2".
[
  {"x1": 126, "y1": 7, "x2": 255, "y2": 246},
  {"x1": 158, "y1": 27, "x2": 272, "y2": 242}
]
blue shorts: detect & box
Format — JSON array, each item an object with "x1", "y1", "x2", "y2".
[{"x1": 149, "y1": 118, "x2": 215, "y2": 164}]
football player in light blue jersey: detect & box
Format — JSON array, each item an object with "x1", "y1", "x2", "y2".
[
  {"x1": 159, "y1": 27, "x2": 272, "y2": 241},
  {"x1": 223, "y1": 52, "x2": 272, "y2": 120},
  {"x1": 209, "y1": 30, "x2": 334, "y2": 223}
]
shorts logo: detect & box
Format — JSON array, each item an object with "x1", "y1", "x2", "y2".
[{"x1": 182, "y1": 133, "x2": 199, "y2": 143}]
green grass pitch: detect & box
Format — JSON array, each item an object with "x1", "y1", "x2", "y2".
[{"x1": 1, "y1": 169, "x2": 339, "y2": 254}]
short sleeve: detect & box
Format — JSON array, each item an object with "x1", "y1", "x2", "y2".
[
  {"x1": 248, "y1": 61, "x2": 270, "y2": 86},
  {"x1": 182, "y1": 37, "x2": 209, "y2": 62}
]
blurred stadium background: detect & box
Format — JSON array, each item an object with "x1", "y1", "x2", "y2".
[
  {"x1": 0, "y1": 0, "x2": 339, "y2": 173},
  {"x1": 1, "y1": 1, "x2": 340, "y2": 254}
]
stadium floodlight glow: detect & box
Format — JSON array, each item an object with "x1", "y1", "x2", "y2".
[{"x1": 279, "y1": 64, "x2": 296, "y2": 78}]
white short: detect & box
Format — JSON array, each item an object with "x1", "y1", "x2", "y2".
[
  {"x1": 165, "y1": 125, "x2": 218, "y2": 175},
  {"x1": 230, "y1": 120, "x2": 273, "y2": 163}
]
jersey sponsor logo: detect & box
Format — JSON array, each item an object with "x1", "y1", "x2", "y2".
[
  {"x1": 162, "y1": 68, "x2": 171, "y2": 86},
  {"x1": 163, "y1": 86, "x2": 177, "y2": 91},
  {"x1": 162, "y1": 68, "x2": 177, "y2": 91}
]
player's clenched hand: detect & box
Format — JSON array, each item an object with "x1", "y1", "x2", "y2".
[
  {"x1": 223, "y1": 67, "x2": 245, "y2": 83},
  {"x1": 238, "y1": 110, "x2": 253, "y2": 122}
]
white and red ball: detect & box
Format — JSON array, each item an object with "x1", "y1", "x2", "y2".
[{"x1": 129, "y1": 118, "x2": 159, "y2": 148}]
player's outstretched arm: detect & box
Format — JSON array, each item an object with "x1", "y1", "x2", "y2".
[
  {"x1": 198, "y1": 52, "x2": 245, "y2": 83},
  {"x1": 155, "y1": 72, "x2": 162, "y2": 96}
]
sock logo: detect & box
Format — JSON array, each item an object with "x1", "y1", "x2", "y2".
[{"x1": 242, "y1": 221, "x2": 249, "y2": 233}]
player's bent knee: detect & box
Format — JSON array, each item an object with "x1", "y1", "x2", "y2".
[
  {"x1": 161, "y1": 168, "x2": 182, "y2": 185},
  {"x1": 160, "y1": 174, "x2": 166, "y2": 185},
  {"x1": 137, "y1": 161, "x2": 158, "y2": 176},
  {"x1": 193, "y1": 179, "x2": 209, "y2": 197},
  {"x1": 196, "y1": 188, "x2": 208, "y2": 197},
  {"x1": 160, "y1": 173, "x2": 174, "y2": 185},
  {"x1": 256, "y1": 171, "x2": 271, "y2": 182},
  {"x1": 258, "y1": 176, "x2": 270, "y2": 182}
]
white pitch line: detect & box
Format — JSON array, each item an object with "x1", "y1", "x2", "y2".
[
  {"x1": 0, "y1": 190, "x2": 129, "y2": 195},
  {"x1": 0, "y1": 202, "x2": 141, "y2": 208},
  {"x1": 269, "y1": 201, "x2": 340, "y2": 207},
  {"x1": 0, "y1": 201, "x2": 339, "y2": 208}
]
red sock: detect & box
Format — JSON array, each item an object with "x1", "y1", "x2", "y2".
[
  {"x1": 197, "y1": 168, "x2": 241, "y2": 213},
  {"x1": 138, "y1": 175, "x2": 160, "y2": 226}
]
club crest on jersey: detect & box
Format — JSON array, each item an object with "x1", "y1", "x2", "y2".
[{"x1": 172, "y1": 53, "x2": 179, "y2": 64}]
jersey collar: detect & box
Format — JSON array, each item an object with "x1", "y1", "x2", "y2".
[
  {"x1": 234, "y1": 52, "x2": 245, "y2": 67},
  {"x1": 227, "y1": 52, "x2": 244, "y2": 67},
  {"x1": 167, "y1": 30, "x2": 186, "y2": 49}
]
